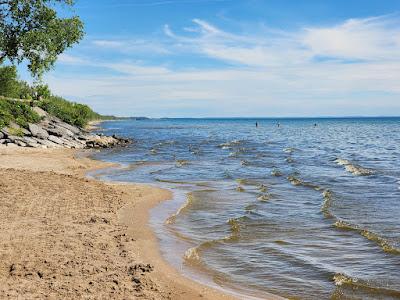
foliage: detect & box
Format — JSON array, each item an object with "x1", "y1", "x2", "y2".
[
  {"x1": 39, "y1": 96, "x2": 101, "y2": 128},
  {"x1": 0, "y1": 98, "x2": 40, "y2": 129},
  {"x1": 0, "y1": 65, "x2": 20, "y2": 98},
  {"x1": 0, "y1": 0, "x2": 84, "y2": 78},
  {"x1": 34, "y1": 84, "x2": 51, "y2": 100}
]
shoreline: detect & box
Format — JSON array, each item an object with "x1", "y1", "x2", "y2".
[{"x1": 0, "y1": 147, "x2": 238, "y2": 299}]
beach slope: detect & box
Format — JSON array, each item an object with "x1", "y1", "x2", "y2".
[{"x1": 0, "y1": 148, "x2": 236, "y2": 299}]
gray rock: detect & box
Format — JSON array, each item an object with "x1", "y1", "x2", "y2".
[
  {"x1": 0, "y1": 132, "x2": 4, "y2": 139},
  {"x1": 47, "y1": 125, "x2": 74, "y2": 137},
  {"x1": 22, "y1": 137, "x2": 40, "y2": 148},
  {"x1": 48, "y1": 135, "x2": 64, "y2": 145},
  {"x1": 15, "y1": 140, "x2": 27, "y2": 147},
  {"x1": 7, "y1": 135, "x2": 24, "y2": 143},
  {"x1": 0, "y1": 139, "x2": 6, "y2": 144},
  {"x1": 28, "y1": 123, "x2": 49, "y2": 139},
  {"x1": 55, "y1": 121, "x2": 81, "y2": 134},
  {"x1": 35, "y1": 139, "x2": 61, "y2": 148},
  {"x1": 32, "y1": 106, "x2": 48, "y2": 118}
]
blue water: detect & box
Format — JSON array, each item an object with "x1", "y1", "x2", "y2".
[{"x1": 92, "y1": 117, "x2": 400, "y2": 299}]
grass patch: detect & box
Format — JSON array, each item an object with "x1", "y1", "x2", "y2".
[{"x1": 0, "y1": 99, "x2": 41, "y2": 130}]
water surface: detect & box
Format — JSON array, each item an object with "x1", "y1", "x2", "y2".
[{"x1": 92, "y1": 118, "x2": 400, "y2": 299}]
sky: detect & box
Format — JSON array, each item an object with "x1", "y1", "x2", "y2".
[{"x1": 24, "y1": 0, "x2": 400, "y2": 117}]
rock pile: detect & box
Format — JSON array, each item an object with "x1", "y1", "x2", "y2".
[{"x1": 0, "y1": 107, "x2": 130, "y2": 149}]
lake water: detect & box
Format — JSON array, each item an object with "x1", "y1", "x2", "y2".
[{"x1": 91, "y1": 117, "x2": 400, "y2": 299}]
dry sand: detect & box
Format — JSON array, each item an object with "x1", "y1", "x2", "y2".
[{"x1": 0, "y1": 147, "x2": 238, "y2": 299}]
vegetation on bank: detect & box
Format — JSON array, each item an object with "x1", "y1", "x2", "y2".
[
  {"x1": 0, "y1": 99, "x2": 40, "y2": 130},
  {"x1": 0, "y1": 65, "x2": 110, "y2": 130},
  {"x1": 38, "y1": 96, "x2": 103, "y2": 128}
]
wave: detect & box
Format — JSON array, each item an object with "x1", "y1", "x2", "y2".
[
  {"x1": 287, "y1": 175, "x2": 323, "y2": 191},
  {"x1": 184, "y1": 216, "x2": 246, "y2": 266},
  {"x1": 333, "y1": 273, "x2": 400, "y2": 298},
  {"x1": 285, "y1": 157, "x2": 294, "y2": 163},
  {"x1": 283, "y1": 147, "x2": 296, "y2": 153},
  {"x1": 334, "y1": 221, "x2": 400, "y2": 254},
  {"x1": 321, "y1": 190, "x2": 334, "y2": 219},
  {"x1": 175, "y1": 159, "x2": 189, "y2": 167},
  {"x1": 218, "y1": 139, "x2": 242, "y2": 148},
  {"x1": 236, "y1": 186, "x2": 245, "y2": 192},
  {"x1": 257, "y1": 194, "x2": 270, "y2": 201},
  {"x1": 258, "y1": 184, "x2": 267, "y2": 192},
  {"x1": 335, "y1": 158, "x2": 374, "y2": 176},
  {"x1": 271, "y1": 169, "x2": 283, "y2": 177},
  {"x1": 165, "y1": 193, "x2": 195, "y2": 225}
]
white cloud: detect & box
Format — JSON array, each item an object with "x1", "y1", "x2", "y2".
[
  {"x1": 303, "y1": 15, "x2": 400, "y2": 61},
  {"x1": 49, "y1": 15, "x2": 400, "y2": 117}
]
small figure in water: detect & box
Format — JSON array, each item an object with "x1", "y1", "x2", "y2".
[
  {"x1": 277, "y1": 122, "x2": 280, "y2": 127},
  {"x1": 314, "y1": 123, "x2": 317, "y2": 127},
  {"x1": 256, "y1": 122, "x2": 258, "y2": 128}
]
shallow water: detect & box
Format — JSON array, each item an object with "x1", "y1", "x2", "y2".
[{"x1": 92, "y1": 118, "x2": 400, "y2": 299}]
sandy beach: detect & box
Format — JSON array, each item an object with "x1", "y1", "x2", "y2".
[{"x1": 0, "y1": 147, "x2": 238, "y2": 299}]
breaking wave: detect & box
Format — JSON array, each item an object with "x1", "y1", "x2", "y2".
[
  {"x1": 333, "y1": 273, "x2": 400, "y2": 298},
  {"x1": 184, "y1": 216, "x2": 246, "y2": 265},
  {"x1": 334, "y1": 220, "x2": 400, "y2": 254},
  {"x1": 165, "y1": 193, "x2": 195, "y2": 225},
  {"x1": 287, "y1": 175, "x2": 323, "y2": 191},
  {"x1": 335, "y1": 158, "x2": 374, "y2": 176}
]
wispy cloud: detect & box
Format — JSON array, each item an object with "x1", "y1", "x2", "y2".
[{"x1": 49, "y1": 14, "x2": 400, "y2": 117}]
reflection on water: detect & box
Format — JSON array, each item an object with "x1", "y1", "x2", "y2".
[{"x1": 92, "y1": 118, "x2": 400, "y2": 299}]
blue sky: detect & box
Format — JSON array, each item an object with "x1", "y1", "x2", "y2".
[{"x1": 27, "y1": 0, "x2": 400, "y2": 117}]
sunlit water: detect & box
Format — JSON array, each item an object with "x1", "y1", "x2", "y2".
[{"x1": 91, "y1": 118, "x2": 400, "y2": 299}]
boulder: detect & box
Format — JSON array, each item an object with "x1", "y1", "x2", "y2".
[
  {"x1": 47, "y1": 125, "x2": 74, "y2": 137},
  {"x1": 48, "y1": 135, "x2": 64, "y2": 145},
  {"x1": 0, "y1": 139, "x2": 6, "y2": 144},
  {"x1": 32, "y1": 106, "x2": 48, "y2": 118},
  {"x1": 7, "y1": 135, "x2": 24, "y2": 143},
  {"x1": 0, "y1": 132, "x2": 3, "y2": 139},
  {"x1": 28, "y1": 123, "x2": 49, "y2": 139},
  {"x1": 22, "y1": 137, "x2": 41, "y2": 148},
  {"x1": 15, "y1": 140, "x2": 27, "y2": 147},
  {"x1": 54, "y1": 121, "x2": 81, "y2": 135},
  {"x1": 34, "y1": 138, "x2": 61, "y2": 148}
]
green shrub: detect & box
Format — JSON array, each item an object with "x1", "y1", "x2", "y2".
[
  {"x1": 39, "y1": 96, "x2": 101, "y2": 128},
  {"x1": 0, "y1": 99, "x2": 41, "y2": 130}
]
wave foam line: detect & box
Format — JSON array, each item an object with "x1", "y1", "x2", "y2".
[
  {"x1": 183, "y1": 216, "x2": 246, "y2": 265},
  {"x1": 287, "y1": 175, "x2": 323, "y2": 191},
  {"x1": 334, "y1": 220, "x2": 400, "y2": 254},
  {"x1": 335, "y1": 158, "x2": 374, "y2": 176},
  {"x1": 333, "y1": 273, "x2": 400, "y2": 297},
  {"x1": 165, "y1": 193, "x2": 195, "y2": 225}
]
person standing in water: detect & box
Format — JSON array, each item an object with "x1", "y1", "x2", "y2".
[{"x1": 256, "y1": 122, "x2": 258, "y2": 128}]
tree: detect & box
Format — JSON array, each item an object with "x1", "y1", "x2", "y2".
[
  {"x1": 0, "y1": 65, "x2": 19, "y2": 97},
  {"x1": 0, "y1": 0, "x2": 84, "y2": 78},
  {"x1": 33, "y1": 83, "x2": 50, "y2": 100}
]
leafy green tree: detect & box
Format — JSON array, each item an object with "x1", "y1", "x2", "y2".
[
  {"x1": 34, "y1": 83, "x2": 51, "y2": 100},
  {"x1": 0, "y1": 65, "x2": 19, "y2": 98},
  {"x1": 0, "y1": 0, "x2": 84, "y2": 78}
]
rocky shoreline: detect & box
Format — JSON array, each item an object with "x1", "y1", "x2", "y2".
[{"x1": 0, "y1": 107, "x2": 130, "y2": 149}]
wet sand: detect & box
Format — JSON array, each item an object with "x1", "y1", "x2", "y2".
[{"x1": 0, "y1": 147, "x2": 239, "y2": 299}]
